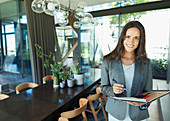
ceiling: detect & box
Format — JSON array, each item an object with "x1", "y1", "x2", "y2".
[
  {"x1": 0, "y1": 0, "x2": 120, "y2": 9},
  {"x1": 0, "y1": 0, "x2": 120, "y2": 24},
  {"x1": 0, "y1": 0, "x2": 11, "y2": 4},
  {"x1": 59, "y1": 0, "x2": 120, "y2": 9}
]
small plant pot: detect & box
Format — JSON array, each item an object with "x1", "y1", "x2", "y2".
[
  {"x1": 60, "y1": 80, "x2": 65, "y2": 88},
  {"x1": 67, "y1": 78, "x2": 75, "y2": 88},
  {"x1": 74, "y1": 73, "x2": 85, "y2": 85}
]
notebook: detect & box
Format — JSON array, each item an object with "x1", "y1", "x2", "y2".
[{"x1": 110, "y1": 90, "x2": 170, "y2": 103}]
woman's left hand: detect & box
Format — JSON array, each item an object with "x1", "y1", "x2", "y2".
[{"x1": 126, "y1": 101, "x2": 144, "y2": 106}]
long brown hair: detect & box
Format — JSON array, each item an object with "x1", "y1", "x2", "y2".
[{"x1": 103, "y1": 21, "x2": 148, "y2": 64}]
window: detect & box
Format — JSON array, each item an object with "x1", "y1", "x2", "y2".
[
  {"x1": 0, "y1": 0, "x2": 33, "y2": 89},
  {"x1": 81, "y1": 8, "x2": 170, "y2": 79},
  {"x1": 85, "y1": 0, "x2": 161, "y2": 12}
]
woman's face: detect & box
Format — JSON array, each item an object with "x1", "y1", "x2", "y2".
[{"x1": 123, "y1": 27, "x2": 140, "y2": 53}]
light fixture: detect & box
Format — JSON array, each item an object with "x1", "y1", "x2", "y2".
[{"x1": 31, "y1": 0, "x2": 96, "y2": 28}]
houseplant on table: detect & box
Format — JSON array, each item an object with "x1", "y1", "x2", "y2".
[
  {"x1": 35, "y1": 44, "x2": 70, "y2": 88},
  {"x1": 59, "y1": 72, "x2": 69, "y2": 88},
  {"x1": 70, "y1": 59, "x2": 85, "y2": 85}
]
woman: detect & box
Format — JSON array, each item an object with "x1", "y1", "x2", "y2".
[{"x1": 101, "y1": 21, "x2": 153, "y2": 121}]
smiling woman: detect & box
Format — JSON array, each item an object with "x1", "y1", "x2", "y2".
[{"x1": 101, "y1": 21, "x2": 152, "y2": 121}]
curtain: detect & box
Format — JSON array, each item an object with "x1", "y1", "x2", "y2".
[{"x1": 24, "y1": 0, "x2": 61, "y2": 84}]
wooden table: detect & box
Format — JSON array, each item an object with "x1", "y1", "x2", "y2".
[{"x1": 0, "y1": 72, "x2": 101, "y2": 121}]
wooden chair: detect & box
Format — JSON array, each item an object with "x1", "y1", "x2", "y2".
[
  {"x1": 96, "y1": 86, "x2": 108, "y2": 103},
  {"x1": 86, "y1": 92, "x2": 108, "y2": 121},
  {"x1": 42, "y1": 75, "x2": 53, "y2": 84},
  {"x1": 58, "y1": 98, "x2": 88, "y2": 121},
  {"x1": 58, "y1": 117, "x2": 68, "y2": 121},
  {"x1": 0, "y1": 94, "x2": 9, "y2": 100},
  {"x1": 16, "y1": 82, "x2": 39, "y2": 94}
]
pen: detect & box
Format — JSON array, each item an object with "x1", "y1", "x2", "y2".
[
  {"x1": 143, "y1": 95, "x2": 149, "y2": 99},
  {"x1": 112, "y1": 79, "x2": 127, "y2": 91},
  {"x1": 142, "y1": 92, "x2": 150, "y2": 99},
  {"x1": 145, "y1": 92, "x2": 151, "y2": 95},
  {"x1": 136, "y1": 92, "x2": 151, "y2": 98}
]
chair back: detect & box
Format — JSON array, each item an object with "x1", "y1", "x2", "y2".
[
  {"x1": 96, "y1": 86, "x2": 108, "y2": 103},
  {"x1": 42, "y1": 75, "x2": 53, "y2": 84},
  {"x1": 96, "y1": 86, "x2": 102, "y2": 94},
  {"x1": 16, "y1": 82, "x2": 38, "y2": 94},
  {"x1": 86, "y1": 92, "x2": 108, "y2": 121},
  {"x1": 58, "y1": 117, "x2": 68, "y2": 121},
  {"x1": 58, "y1": 98, "x2": 88, "y2": 121},
  {"x1": 0, "y1": 94, "x2": 9, "y2": 100}
]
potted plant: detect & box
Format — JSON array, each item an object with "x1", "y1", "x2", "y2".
[
  {"x1": 35, "y1": 44, "x2": 70, "y2": 88},
  {"x1": 70, "y1": 59, "x2": 85, "y2": 85},
  {"x1": 59, "y1": 73, "x2": 69, "y2": 88}
]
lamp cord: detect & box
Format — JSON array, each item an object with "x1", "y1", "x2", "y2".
[{"x1": 69, "y1": 0, "x2": 71, "y2": 10}]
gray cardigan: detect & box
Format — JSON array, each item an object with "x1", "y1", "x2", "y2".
[{"x1": 101, "y1": 58, "x2": 153, "y2": 121}]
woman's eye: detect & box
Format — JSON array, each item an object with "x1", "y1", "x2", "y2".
[
  {"x1": 126, "y1": 35, "x2": 130, "y2": 38},
  {"x1": 134, "y1": 36, "x2": 139, "y2": 40}
]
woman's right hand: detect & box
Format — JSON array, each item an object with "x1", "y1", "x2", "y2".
[{"x1": 113, "y1": 83, "x2": 125, "y2": 94}]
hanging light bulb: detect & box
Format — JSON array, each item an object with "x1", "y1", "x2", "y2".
[
  {"x1": 62, "y1": 11, "x2": 69, "y2": 18},
  {"x1": 73, "y1": 21, "x2": 81, "y2": 28},
  {"x1": 54, "y1": 10, "x2": 69, "y2": 23},
  {"x1": 43, "y1": 0, "x2": 60, "y2": 16},
  {"x1": 55, "y1": 10, "x2": 69, "y2": 18},
  {"x1": 58, "y1": 18, "x2": 68, "y2": 27},
  {"x1": 81, "y1": 13, "x2": 93, "y2": 23},
  {"x1": 74, "y1": 7, "x2": 85, "y2": 20},
  {"x1": 53, "y1": 10, "x2": 61, "y2": 17},
  {"x1": 47, "y1": 2, "x2": 55, "y2": 11},
  {"x1": 31, "y1": 0, "x2": 45, "y2": 13},
  {"x1": 31, "y1": 0, "x2": 96, "y2": 28},
  {"x1": 91, "y1": 19, "x2": 98, "y2": 26}
]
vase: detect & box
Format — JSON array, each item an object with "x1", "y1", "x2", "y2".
[
  {"x1": 74, "y1": 73, "x2": 85, "y2": 85},
  {"x1": 53, "y1": 75, "x2": 59, "y2": 88},
  {"x1": 60, "y1": 80, "x2": 65, "y2": 88},
  {"x1": 67, "y1": 78, "x2": 75, "y2": 88}
]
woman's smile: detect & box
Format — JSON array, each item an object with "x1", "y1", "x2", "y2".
[{"x1": 126, "y1": 44, "x2": 134, "y2": 48}]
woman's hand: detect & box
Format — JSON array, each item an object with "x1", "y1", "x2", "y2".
[
  {"x1": 126, "y1": 101, "x2": 144, "y2": 106},
  {"x1": 113, "y1": 83, "x2": 125, "y2": 94}
]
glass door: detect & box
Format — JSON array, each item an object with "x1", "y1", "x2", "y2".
[{"x1": 1, "y1": 23, "x2": 19, "y2": 73}]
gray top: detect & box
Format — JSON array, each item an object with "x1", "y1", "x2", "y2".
[
  {"x1": 123, "y1": 63, "x2": 135, "y2": 121},
  {"x1": 123, "y1": 63, "x2": 135, "y2": 97}
]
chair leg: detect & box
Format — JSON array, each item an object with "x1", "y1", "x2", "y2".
[
  {"x1": 99, "y1": 98, "x2": 108, "y2": 121},
  {"x1": 82, "y1": 111, "x2": 87, "y2": 121},
  {"x1": 103, "y1": 95, "x2": 108, "y2": 103},
  {"x1": 80, "y1": 98, "x2": 88, "y2": 121},
  {"x1": 89, "y1": 101, "x2": 98, "y2": 121}
]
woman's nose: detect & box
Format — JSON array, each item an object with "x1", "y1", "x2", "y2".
[{"x1": 128, "y1": 38, "x2": 134, "y2": 43}]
